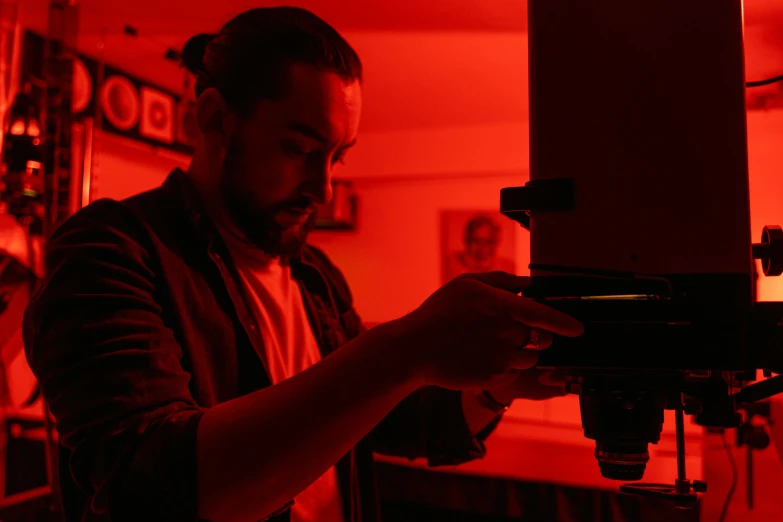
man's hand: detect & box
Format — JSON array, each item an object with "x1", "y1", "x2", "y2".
[
  {"x1": 484, "y1": 368, "x2": 569, "y2": 404},
  {"x1": 393, "y1": 271, "x2": 583, "y2": 391}
]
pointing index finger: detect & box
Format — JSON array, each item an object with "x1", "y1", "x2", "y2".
[{"x1": 498, "y1": 290, "x2": 584, "y2": 337}]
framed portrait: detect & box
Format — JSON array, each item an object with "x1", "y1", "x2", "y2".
[{"x1": 440, "y1": 210, "x2": 517, "y2": 284}]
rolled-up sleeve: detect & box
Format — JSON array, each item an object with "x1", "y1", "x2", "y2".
[
  {"x1": 23, "y1": 201, "x2": 204, "y2": 521},
  {"x1": 370, "y1": 385, "x2": 502, "y2": 467}
]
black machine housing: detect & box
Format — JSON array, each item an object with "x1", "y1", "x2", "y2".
[
  {"x1": 500, "y1": 180, "x2": 783, "y2": 503},
  {"x1": 511, "y1": 0, "x2": 783, "y2": 506}
]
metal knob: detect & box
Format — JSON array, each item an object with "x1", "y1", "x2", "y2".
[
  {"x1": 692, "y1": 480, "x2": 708, "y2": 493},
  {"x1": 752, "y1": 225, "x2": 783, "y2": 277}
]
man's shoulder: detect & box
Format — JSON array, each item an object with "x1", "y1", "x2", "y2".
[
  {"x1": 54, "y1": 198, "x2": 149, "y2": 240},
  {"x1": 53, "y1": 172, "x2": 188, "y2": 246}
]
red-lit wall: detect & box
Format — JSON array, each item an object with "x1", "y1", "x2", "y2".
[
  {"x1": 90, "y1": 132, "x2": 190, "y2": 200},
  {"x1": 748, "y1": 110, "x2": 783, "y2": 302}
]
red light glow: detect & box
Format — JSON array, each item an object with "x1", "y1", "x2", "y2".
[{"x1": 9, "y1": 119, "x2": 25, "y2": 136}]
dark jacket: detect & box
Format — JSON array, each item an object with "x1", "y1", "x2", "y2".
[{"x1": 23, "y1": 169, "x2": 498, "y2": 522}]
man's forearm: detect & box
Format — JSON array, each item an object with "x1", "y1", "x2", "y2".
[{"x1": 197, "y1": 320, "x2": 421, "y2": 522}]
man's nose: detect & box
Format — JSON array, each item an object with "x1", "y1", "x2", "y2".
[{"x1": 302, "y1": 159, "x2": 333, "y2": 205}]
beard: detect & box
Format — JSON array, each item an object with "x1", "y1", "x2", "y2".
[{"x1": 219, "y1": 140, "x2": 317, "y2": 258}]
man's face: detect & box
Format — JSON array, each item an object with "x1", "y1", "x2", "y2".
[
  {"x1": 220, "y1": 63, "x2": 362, "y2": 256},
  {"x1": 467, "y1": 225, "x2": 500, "y2": 262}
]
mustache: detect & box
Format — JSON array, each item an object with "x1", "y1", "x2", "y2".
[{"x1": 277, "y1": 197, "x2": 317, "y2": 213}]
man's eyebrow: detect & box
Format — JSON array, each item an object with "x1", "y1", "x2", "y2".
[
  {"x1": 289, "y1": 122, "x2": 357, "y2": 150},
  {"x1": 289, "y1": 122, "x2": 328, "y2": 144}
]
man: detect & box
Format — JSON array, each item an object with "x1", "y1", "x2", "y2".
[
  {"x1": 23, "y1": 7, "x2": 583, "y2": 522},
  {"x1": 445, "y1": 214, "x2": 516, "y2": 281}
]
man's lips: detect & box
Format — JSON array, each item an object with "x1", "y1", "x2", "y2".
[
  {"x1": 277, "y1": 205, "x2": 315, "y2": 224},
  {"x1": 283, "y1": 206, "x2": 314, "y2": 216}
]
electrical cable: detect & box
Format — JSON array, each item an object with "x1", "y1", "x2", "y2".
[
  {"x1": 717, "y1": 431, "x2": 737, "y2": 522},
  {"x1": 747, "y1": 74, "x2": 783, "y2": 88}
]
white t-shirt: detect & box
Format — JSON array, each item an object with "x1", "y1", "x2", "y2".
[{"x1": 219, "y1": 228, "x2": 344, "y2": 522}]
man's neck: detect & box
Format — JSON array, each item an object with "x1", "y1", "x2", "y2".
[{"x1": 185, "y1": 163, "x2": 279, "y2": 267}]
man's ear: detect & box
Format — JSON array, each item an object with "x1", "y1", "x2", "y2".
[{"x1": 196, "y1": 88, "x2": 233, "y2": 145}]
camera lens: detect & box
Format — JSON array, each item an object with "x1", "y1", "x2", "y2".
[
  {"x1": 579, "y1": 392, "x2": 666, "y2": 481},
  {"x1": 595, "y1": 441, "x2": 650, "y2": 480}
]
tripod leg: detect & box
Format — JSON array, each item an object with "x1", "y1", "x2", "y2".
[{"x1": 747, "y1": 445, "x2": 753, "y2": 509}]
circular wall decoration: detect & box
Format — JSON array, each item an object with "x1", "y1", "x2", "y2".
[
  {"x1": 100, "y1": 75, "x2": 140, "y2": 131},
  {"x1": 72, "y1": 57, "x2": 92, "y2": 113}
]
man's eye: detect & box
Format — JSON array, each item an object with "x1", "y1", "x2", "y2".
[
  {"x1": 332, "y1": 152, "x2": 348, "y2": 165},
  {"x1": 282, "y1": 141, "x2": 308, "y2": 156}
]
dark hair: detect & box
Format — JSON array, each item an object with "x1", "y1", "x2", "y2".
[
  {"x1": 180, "y1": 6, "x2": 362, "y2": 111},
  {"x1": 464, "y1": 215, "x2": 500, "y2": 245}
]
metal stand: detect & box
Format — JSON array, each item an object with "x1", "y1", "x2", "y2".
[
  {"x1": 736, "y1": 401, "x2": 772, "y2": 510},
  {"x1": 620, "y1": 400, "x2": 707, "y2": 508}
]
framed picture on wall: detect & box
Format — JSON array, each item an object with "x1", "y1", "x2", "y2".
[
  {"x1": 139, "y1": 87, "x2": 175, "y2": 144},
  {"x1": 440, "y1": 210, "x2": 517, "y2": 284}
]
